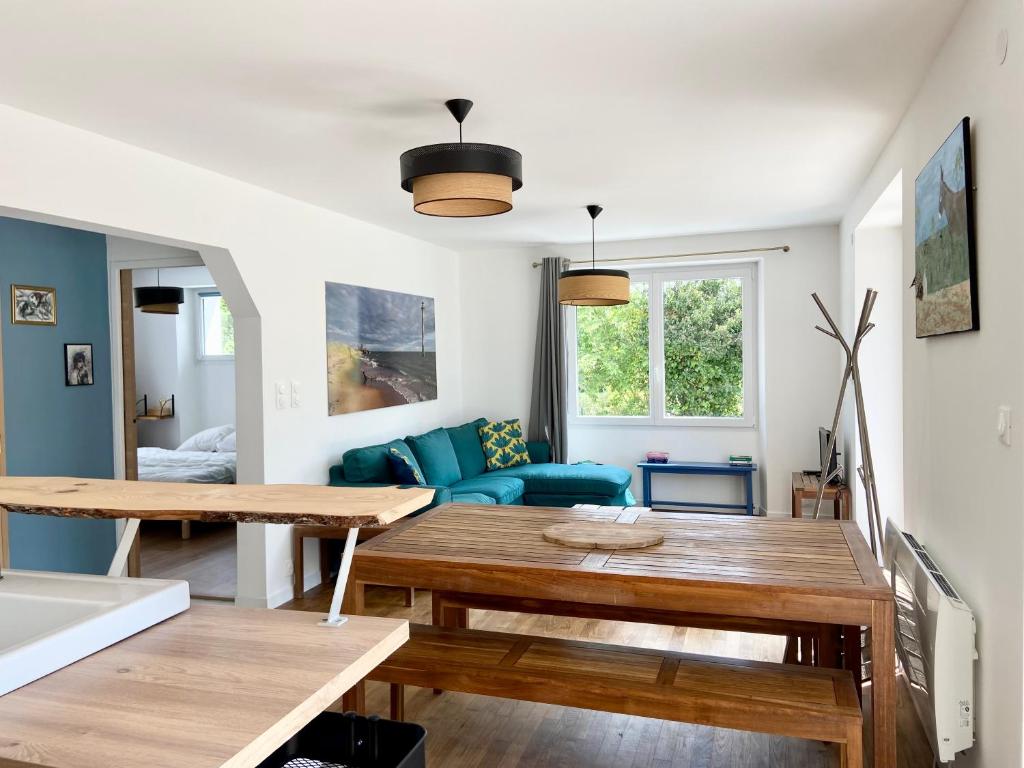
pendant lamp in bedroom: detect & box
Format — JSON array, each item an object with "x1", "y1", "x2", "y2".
[{"x1": 134, "y1": 268, "x2": 185, "y2": 315}]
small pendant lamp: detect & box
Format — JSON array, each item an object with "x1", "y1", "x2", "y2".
[
  {"x1": 400, "y1": 99, "x2": 523, "y2": 217},
  {"x1": 134, "y1": 268, "x2": 184, "y2": 315},
  {"x1": 558, "y1": 205, "x2": 630, "y2": 306}
]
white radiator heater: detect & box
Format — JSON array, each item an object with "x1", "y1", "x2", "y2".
[{"x1": 884, "y1": 520, "x2": 976, "y2": 763}]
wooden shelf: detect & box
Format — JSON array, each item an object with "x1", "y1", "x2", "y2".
[
  {"x1": 136, "y1": 412, "x2": 175, "y2": 421},
  {"x1": 0, "y1": 476, "x2": 434, "y2": 527}
]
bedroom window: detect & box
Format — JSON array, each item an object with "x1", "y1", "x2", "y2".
[
  {"x1": 568, "y1": 262, "x2": 757, "y2": 427},
  {"x1": 198, "y1": 292, "x2": 235, "y2": 360}
]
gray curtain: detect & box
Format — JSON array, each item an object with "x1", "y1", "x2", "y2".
[{"x1": 528, "y1": 257, "x2": 568, "y2": 462}]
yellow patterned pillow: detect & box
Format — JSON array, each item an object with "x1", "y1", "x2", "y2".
[{"x1": 478, "y1": 419, "x2": 531, "y2": 471}]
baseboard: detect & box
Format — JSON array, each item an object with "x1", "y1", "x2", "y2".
[
  {"x1": 234, "y1": 594, "x2": 269, "y2": 609},
  {"x1": 303, "y1": 566, "x2": 323, "y2": 593}
]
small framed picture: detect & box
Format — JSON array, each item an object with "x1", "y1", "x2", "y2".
[
  {"x1": 11, "y1": 284, "x2": 57, "y2": 325},
  {"x1": 64, "y1": 343, "x2": 94, "y2": 387}
]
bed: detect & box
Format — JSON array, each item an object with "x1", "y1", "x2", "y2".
[{"x1": 137, "y1": 447, "x2": 237, "y2": 484}]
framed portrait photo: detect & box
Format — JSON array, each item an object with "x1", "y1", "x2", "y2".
[
  {"x1": 64, "y1": 343, "x2": 94, "y2": 387},
  {"x1": 11, "y1": 284, "x2": 57, "y2": 325}
]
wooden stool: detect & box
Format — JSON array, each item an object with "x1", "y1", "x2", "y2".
[
  {"x1": 791, "y1": 471, "x2": 851, "y2": 520},
  {"x1": 292, "y1": 525, "x2": 414, "y2": 606}
]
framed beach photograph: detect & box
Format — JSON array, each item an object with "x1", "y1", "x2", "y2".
[
  {"x1": 64, "y1": 343, "x2": 94, "y2": 387},
  {"x1": 325, "y1": 281, "x2": 437, "y2": 416},
  {"x1": 11, "y1": 284, "x2": 57, "y2": 325},
  {"x1": 913, "y1": 117, "x2": 978, "y2": 338}
]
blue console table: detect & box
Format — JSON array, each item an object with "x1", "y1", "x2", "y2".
[{"x1": 637, "y1": 461, "x2": 758, "y2": 516}]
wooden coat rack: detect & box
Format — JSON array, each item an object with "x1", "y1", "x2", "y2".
[{"x1": 812, "y1": 289, "x2": 885, "y2": 559}]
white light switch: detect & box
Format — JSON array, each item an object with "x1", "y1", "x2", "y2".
[
  {"x1": 275, "y1": 381, "x2": 289, "y2": 410},
  {"x1": 997, "y1": 406, "x2": 1012, "y2": 447},
  {"x1": 290, "y1": 380, "x2": 302, "y2": 409}
]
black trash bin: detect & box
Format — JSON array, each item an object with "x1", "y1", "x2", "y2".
[{"x1": 258, "y1": 711, "x2": 426, "y2": 768}]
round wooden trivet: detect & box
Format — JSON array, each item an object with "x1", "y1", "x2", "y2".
[{"x1": 542, "y1": 521, "x2": 664, "y2": 550}]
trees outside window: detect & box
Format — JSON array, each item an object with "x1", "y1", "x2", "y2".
[{"x1": 569, "y1": 263, "x2": 756, "y2": 427}]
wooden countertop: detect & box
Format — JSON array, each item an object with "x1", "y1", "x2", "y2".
[
  {"x1": 0, "y1": 476, "x2": 433, "y2": 527},
  {"x1": 0, "y1": 605, "x2": 409, "y2": 768}
]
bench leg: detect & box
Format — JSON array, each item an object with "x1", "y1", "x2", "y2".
[
  {"x1": 844, "y1": 625, "x2": 863, "y2": 703},
  {"x1": 841, "y1": 723, "x2": 863, "y2": 768},
  {"x1": 405, "y1": 587, "x2": 415, "y2": 607},
  {"x1": 292, "y1": 533, "x2": 304, "y2": 601},
  {"x1": 819, "y1": 625, "x2": 840, "y2": 668},
  {"x1": 342, "y1": 681, "x2": 366, "y2": 714},
  {"x1": 390, "y1": 683, "x2": 405, "y2": 721},
  {"x1": 430, "y1": 593, "x2": 468, "y2": 694}
]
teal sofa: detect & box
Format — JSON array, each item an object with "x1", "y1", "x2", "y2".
[{"x1": 329, "y1": 417, "x2": 636, "y2": 510}]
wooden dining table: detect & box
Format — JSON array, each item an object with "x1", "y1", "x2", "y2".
[{"x1": 348, "y1": 503, "x2": 896, "y2": 767}]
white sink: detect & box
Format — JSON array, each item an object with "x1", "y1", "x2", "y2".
[{"x1": 0, "y1": 569, "x2": 190, "y2": 696}]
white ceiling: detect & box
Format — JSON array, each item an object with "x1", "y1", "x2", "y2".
[{"x1": 0, "y1": 1, "x2": 963, "y2": 248}]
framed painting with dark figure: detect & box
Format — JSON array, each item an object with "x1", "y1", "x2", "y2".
[
  {"x1": 64, "y1": 343, "x2": 94, "y2": 386},
  {"x1": 325, "y1": 282, "x2": 437, "y2": 416},
  {"x1": 912, "y1": 117, "x2": 978, "y2": 338},
  {"x1": 11, "y1": 284, "x2": 57, "y2": 325}
]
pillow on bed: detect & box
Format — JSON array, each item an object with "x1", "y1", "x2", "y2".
[
  {"x1": 178, "y1": 425, "x2": 234, "y2": 452},
  {"x1": 215, "y1": 431, "x2": 236, "y2": 452}
]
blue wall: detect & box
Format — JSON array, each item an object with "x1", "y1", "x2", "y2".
[{"x1": 0, "y1": 217, "x2": 115, "y2": 574}]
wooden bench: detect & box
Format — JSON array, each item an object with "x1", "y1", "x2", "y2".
[
  {"x1": 431, "y1": 590, "x2": 849, "y2": 671},
  {"x1": 368, "y1": 623, "x2": 863, "y2": 766}
]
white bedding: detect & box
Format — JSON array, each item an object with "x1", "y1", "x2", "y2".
[{"x1": 138, "y1": 447, "x2": 237, "y2": 484}]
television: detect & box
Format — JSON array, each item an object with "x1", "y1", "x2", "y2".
[{"x1": 819, "y1": 427, "x2": 839, "y2": 483}]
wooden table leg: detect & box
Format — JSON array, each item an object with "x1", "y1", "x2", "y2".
[
  {"x1": 871, "y1": 600, "x2": 896, "y2": 767},
  {"x1": 340, "y1": 581, "x2": 366, "y2": 713},
  {"x1": 292, "y1": 531, "x2": 304, "y2": 601},
  {"x1": 792, "y1": 490, "x2": 802, "y2": 518}
]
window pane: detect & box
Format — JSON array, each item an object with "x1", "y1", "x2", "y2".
[
  {"x1": 576, "y1": 283, "x2": 649, "y2": 417},
  {"x1": 201, "y1": 294, "x2": 235, "y2": 357},
  {"x1": 662, "y1": 277, "x2": 743, "y2": 418}
]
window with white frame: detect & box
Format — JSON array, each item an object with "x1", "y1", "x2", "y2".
[
  {"x1": 197, "y1": 291, "x2": 235, "y2": 360},
  {"x1": 568, "y1": 262, "x2": 757, "y2": 427}
]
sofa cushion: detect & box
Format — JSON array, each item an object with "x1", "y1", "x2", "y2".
[
  {"x1": 387, "y1": 445, "x2": 425, "y2": 485},
  {"x1": 490, "y1": 462, "x2": 632, "y2": 498},
  {"x1": 451, "y1": 492, "x2": 496, "y2": 505},
  {"x1": 478, "y1": 419, "x2": 531, "y2": 471},
  {"x1": 342, "y1": 439, "x2": 416, "y2": 483},
  {"x1": 450, "y1": 475, "x2": 526, "y2": 505},
  {"x1": 406, "y1": 428, "x2": 462, "y2": 487},
  {"x1": 446, "y1": 418, "x2": 488, "y2": 480}
]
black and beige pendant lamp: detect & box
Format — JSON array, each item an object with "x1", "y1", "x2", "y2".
[
  {"x1": 400, "y1": 99, "x2": 523, "y2": 217},
  {"x1": 134, "y1": 268, "x2": 184, "y2": 315},
  {"x1": 558, "y1": 205, "x2": 630, "y2": 306}
]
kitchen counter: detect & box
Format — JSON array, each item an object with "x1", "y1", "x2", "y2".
[{"x1": 0, "y1": 604, "x2": 408, "y2": 768}]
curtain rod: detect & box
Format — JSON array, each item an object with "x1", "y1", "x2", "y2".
[{"x1": 531, "y1": 244, "x2": 790, "y2": 268}]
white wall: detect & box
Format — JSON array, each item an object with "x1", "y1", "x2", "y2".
[
  {"x1": 460, "y1": 225, "x2": 841, "y2": 514},
  {"x1": 0, "y1": 104, "x2": 463, "y2": 609},
  {"x1": 179, "y1": 288, "x2": 236, "y2": 439},
  {"x1": 840, "y1": 0, "x2": 1024, "y2": 763},
  {"x1": 852, "y1": 225, "x2": 904, "y2": 538}
]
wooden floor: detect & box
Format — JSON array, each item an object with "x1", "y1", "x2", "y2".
[
  {"x1": 140, "y1": 520, "x2": 236, "y2": 599},
  {"x1": 284, "y1": 583, "x2": 934, "y2": 768}
]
